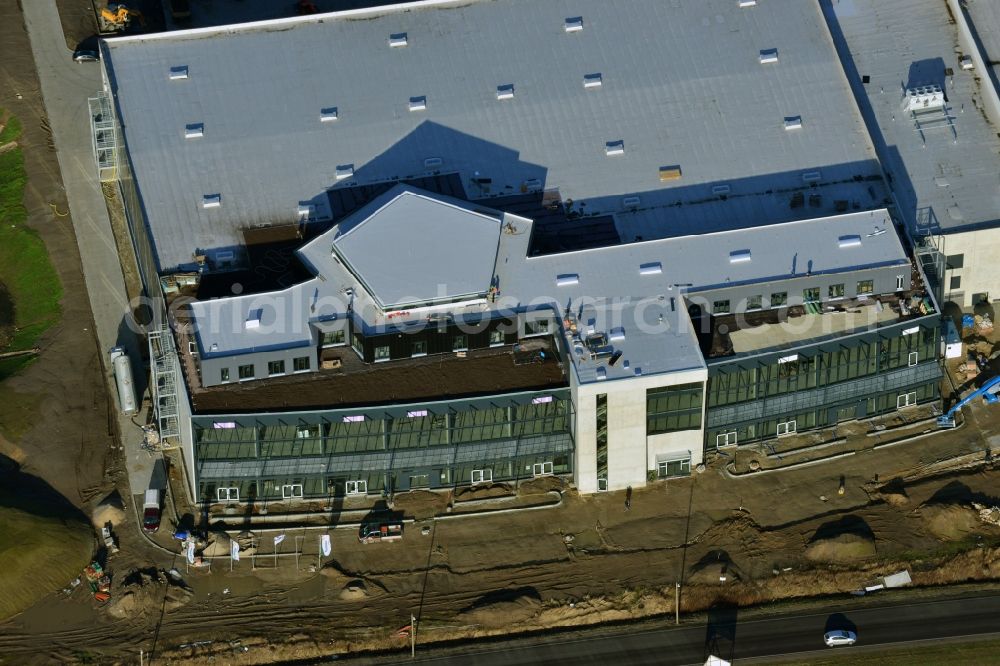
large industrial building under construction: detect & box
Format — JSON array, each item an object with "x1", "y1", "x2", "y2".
[{"x1": 90, "y1": 0, "x2": 1000, "y2": 505}]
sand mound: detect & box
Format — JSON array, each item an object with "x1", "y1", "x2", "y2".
[
  {"x1": 457, "y1": 592, "x2": 541, "y2": 628},
  {"x1": 920, "y1": 503, "x2": 981, "y2": 541},
  {"x1": 339, "y1": 580, "x2": 369, "y2": 601},
  {"x1": 805, "y1": 533, "x2": 876, "y2": 562},
  {"x1": 201, "y1": 532, "x2": 234, "y2": 557},
  {"x1": 92, "y1": 491, "x2": 126, "y2": 528},
  {"x1": 107, "y1": 569, "x2": 193, "y2": 619}
]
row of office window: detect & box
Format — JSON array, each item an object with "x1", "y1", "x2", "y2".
[
  {"x1": 707, "y1": 326, "x2": 938, "y2": 407},
  {"x1": 710, "y1": 278, "x2": 895, "y2": 314},
  {"x1": 194, "y1": 398, "x2": 571, "y2": 460},
  {"x1": 221, "y1": 356, "x2": 310, "y2": 382},
  {"x1": 199, "y1": 453, "x2": 572, "y2": 502},
  {"x1": 706, "y1": 381, "x2": 938, "y2": 448},
  {"x1": 647, "y1": 382, "x2": 704, "y2": 435}
]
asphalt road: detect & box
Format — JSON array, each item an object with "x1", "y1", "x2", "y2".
[{"x1": 403, "y1": 593, "x2": 1000, "y2": 665}]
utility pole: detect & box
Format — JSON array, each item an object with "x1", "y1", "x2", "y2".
[
  {"x1": 411, "y1": 613, "x2": 417, "y2": 658},
  {"x1": 675, "y1": 582, "x2": 680, "y2": 625}
]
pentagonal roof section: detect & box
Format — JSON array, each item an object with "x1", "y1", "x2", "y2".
[{"x1": 331, "y1": 186, "x2": 502, "y2": 310}]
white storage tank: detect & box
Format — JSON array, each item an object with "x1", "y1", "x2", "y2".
[{"x1": 109, "y1": 346, "x2": 137, "y2": 415}]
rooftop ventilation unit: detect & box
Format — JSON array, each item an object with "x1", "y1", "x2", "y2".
[
  {"x1": 556, "y1": 273, "x2": 579, "y2": 286},
  {"x1": 838, "y1": 235, "x2": 862, "y2": 248},
  {"x1": 335, "y1": 164, "x2": 355, "y2": 180},
  {"x1": 609, "y1": 327, "x2": 625, "y2": 341},
  {"x1": 904, "y1": 85, "x2": 945, "y2": 112},
  {"x1": 202, "y1": 194, "x2": 221, "y2": 208},
  {"x1": 802, "y1": 171, "x2": 822, "y2": 183},
  {"x1": 389, "y1": 33, "x2": 408, "y2": 47},
  {"x1": 169, "y1": 66, "x2": 188, "y2": 80},
  {"x1": 659, "y1": 165, "x2": 682, "y2": 181},
  {"x1": 759, "y1": 49, "x2": 778, "y2": 64},
  {"x1": 564, "y1": 17, "x2": 583, "y2": 32},
  {"x1": 623, "y1": 196, "x2": 641, "y2": 208},
  {"x1": 605, "y1": 140, "x2": 625, "y2": 156},
  {"x1": 639, "y1": 262, "x2": 662, "y2": 275},
  {"x1": 584, "y1": 73, "x2": 603, "y2": 88},
  {"x1": 784, "y1": 116, "x2": 802, "y2": 130},
  {"x1": 496, "y1": 84, "x2": 515, "y2": 100},
  {"x1": 424, "y1": 157, "x2": 443, "y2": 168},
  {"x1": 184, "y1": 123, "x2": 204, "y2": 138},
  {"x1": 739, "y1": 0, "x2": 757, "y2": 6},
  {"x1": 245, "y1": 308, "x2": 262, "y2": 329},
  {"x1": 596, "y1": 367, "x2": 607, "y2": 380},
  {"x1": 409, "y1": 96, "x2": 427, "y2": 112},
  {"x1": 320, "y1": 107, "x2": 339, "y2": 122},
  {"x1": 729, "y1": 249, "x2": 752, "y2": 264}
]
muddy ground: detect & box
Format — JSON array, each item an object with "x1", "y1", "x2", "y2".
[
  {"x1": 0, "y1": 0, "x2": 113, "y2": 508},
  {"x1": 0, "y1": 401, "x2": 998, "y2": 664}
]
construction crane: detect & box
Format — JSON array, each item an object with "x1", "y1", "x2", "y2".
[
  {"x1": 937, "y1": 375, "x2": 1000, "y2": 428},
  {"x1": 100, "y1": 3, "x2": 145, "y2": 31}
]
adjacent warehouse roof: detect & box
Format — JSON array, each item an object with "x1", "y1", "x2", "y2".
[
  {"x1": 102, "y1": 0, "x2": 880, "y2": 272},
  {"x1": 828, "y1": 0, "x2": 1000, "y2": 234}
]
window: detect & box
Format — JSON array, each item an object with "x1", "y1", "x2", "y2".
[
  {"x1": 950, "y1": 275, "x2": 962, "y2": 290},
  {"x1": 828, "y1": 283, "x2": 845, "y2": 299},
  {"x1": 803, "y1": 287, "x2": 820, "y2": 303},
  {"x1": 345, "y1": 480, "x2": 367, "y2": 495},
  {"x1": 281, "y1": 484, "x2": 303, "y2": 499},
  {"x1": 896, "y1": 391, "x2": 917, "y2": 409},
  {"x1": 532, "y1": 461, "x2": 554, "y2": 477},
  {"x1": 657, "y1": 457, "x2": 691, "y2": 478},
  {"x1": 647, "y1": 383, "x2": 703, "y2": 434},
  {"x1": 351, "y1": 333, "x2": 363, "y2": 355},
  {"x1": 268, "y1": 359, "x2": 285, "y2": 375},
  {"x1": 411, "y1": 340, "x2": 427, "y2": 357},
  {"x1": 713, "y1": 300, "x2": 730, "y2": 315},
  {"x1": 776, "y1": 420, "x2": 796, "y2": 436},
  {"x1": 453, "y1": 335, "x2": 467, "y2": 351},
  {"x1": 293, "y1": 356, "x2": 310, "y2": 372},
  {"x1": 321, "y1": 330, "x2": 345, "y2": 347},
  {"x1": 746, "y1": 295, "x2": 762, "y2": 311},
  {"x1": 857, "y1": 280, "x2": 874, "y2": 295},
  {"x1": 238, "y1": 364, "x2": 254, "y2": 380},
  {"x1": 716, "y1": 431, "x2": 737, "y2": 448},
  {"x1": 597, "y1": 477, "x2": 608, "y2": 491},
  {"x1": 770, "y1": 292, "x2": 787, "y2": 308},
  {"x1": 946, "y1": 253, "x2": 964, "y2": 269},
  {"x1": 524, "y1": 319, "x2": 550, "y2": 336},
  {"x1": 220, "y1": 367, "x2": 230, "y2": 383},
  {"x1": 489, "y1": 329, "x2": 505, "y2": 346},
  {"x1": 374, "y1": 345, "x2": 390, "y2": 362},
  {"x1": 217, "y1": 487, "x2": 239, "y2": 502},
  {"x1": 471, "y1": 469, "x2": 492, "y2": 484},
  {"x1": 908, "y1": 351, "x2": 918, "y2": 366},
  {"x1": 895, "y1": 275, "x2": 905, "y2": 291}
]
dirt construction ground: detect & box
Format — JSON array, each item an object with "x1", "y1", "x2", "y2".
[
  {"x1": 0, "y1": 0, "x2": 112, "y2": 509},
  {"x1": 0, "y1": 395, "x2": 997, "y2": 664}
]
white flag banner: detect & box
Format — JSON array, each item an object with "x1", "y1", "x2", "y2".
[
  {"x1": 273, "y1": 534, "x2": 286, "y2": 546},
  {"x1": 320, "y1": 534, "x2": 332, "y2": 558},
  {"x1": 231, "y1": 540, "x2": 240, "y2": 562},
  {"x1": 186, "y1": 540, "x2": 195, "y2": 564}
]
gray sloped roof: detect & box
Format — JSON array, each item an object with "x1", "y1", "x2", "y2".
[
  {"x1": 330, "y1": 187, "x2": 501, "y2": 309},
  {"x1": 102, "y1": 0, "x2": 879, "y2": 272}
]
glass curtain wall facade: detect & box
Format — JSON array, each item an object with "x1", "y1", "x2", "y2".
[
  {"x1": 192, "y1": 389, "x2": 573, "y2": 502},
  {"x1": 704, "y1": 318, "x2": 941, "y2": 450}
]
